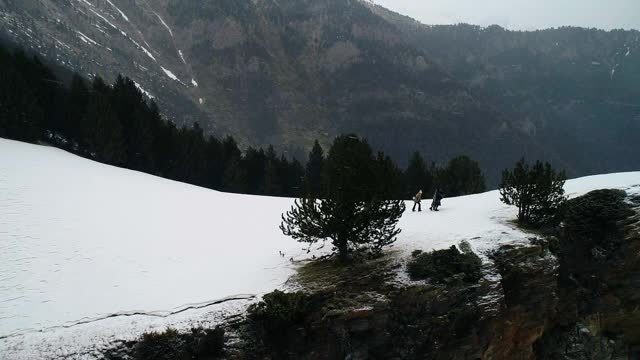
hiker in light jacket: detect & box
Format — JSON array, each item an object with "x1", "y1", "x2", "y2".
[{"x1": 412, "y1": 190, "x2": 423, "y2": 212}]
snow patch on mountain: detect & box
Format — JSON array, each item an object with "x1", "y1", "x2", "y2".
[
  {"x1": 192, "y1": 79, "x2": 199, "y2": 87},
  {"x1": 52, "y1": 38, "x2": 71, "y2": 50},
  {"x1": 178, "y1": 49, "x2": 187, "y2": 64},
  {"x1": 76, "y1": 31, "x2": 101, "y2": 47},
  {"x1": 161, "y1": 66, "x2": 179, "y2": 81},
  {"x1": 129, "y1": 38, "x2": 156, "y2": 62},
  {"x1": 154, "y1": 13, "x2": 173, "y2": 37},
  {"x1": 105, "y1": 0, "x2": 129, "y2": 22},
  {"x1": 134, "y1": 81, "x2": 155, "y2": 99},
  {"x1": 88, "y1": 8, "x2": 117, "y2": 30},
  {"x1": 141, "y1": 46, "x2": 156, "y2": 61}
]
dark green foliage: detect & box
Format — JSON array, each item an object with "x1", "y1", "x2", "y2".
[
  {"x1": 65, "y1": 74, "x2": 89, "y2": 146},
  {"x1": 437, "y1": 155, "x2": 486, "y2": 196},
  {"x1": 561, "y1": 189, "x2": 633, "y2": 265},
  {"x1": 0, "y1": 48, "x2": 43, "y2": 142},
  {"x1": 404, "y1": 151, "x2": 434, "y2": 198},
  {"x1": 562, "y1": 189, "x2": 633, "y2": 242},
  {"x1": 281, "y1": 135, "x2": 405, "y2": 260},
  {"x1": 550, "y1": 190, "x2": 640, "y2": 348},
  {"x1": 0, "y1": 43, "x2": 305, "y2": 197},
  {"x1": 247, "y1": 290, "x2": 314, "y2": 352},
  {"x1": 135, "y1": 328, "x2": 184, "y2": 360},
  {"x1": 375, "y1": 151, "x2": 405, "y2": 199},
  {"x1": 186, "y1": 327, "x2": 226, "y2": 359},
  {"x1": 248, "y1": 290, "x2": 312, "y2": 333},
  {"x1": 263, "y1": 146, "x2": 282, "y2": 195},
  {"x1": 134, "y1": 327, "x2": 225, "y2": 360},
  {"x1": 304, "y1": 140, "x2": 324, "y2": 198},
  {"x1": 82, "y1": 89, "x2": 125, "y2": 165},
  {"x1": 389, "y1": 286, "x2": 482, "y2": 357},
  {"x1": 407, "y1": 245, "x2": 483, "y2": 284},
  {"x1": 500, "y1": 158, "x2": 567, "y2": 227}
]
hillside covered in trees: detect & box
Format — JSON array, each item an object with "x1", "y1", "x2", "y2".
[
  {"x1": 2, "y1": 0, "x2": 639, "y2": 182},
  {"x1": 8, "y1": 0, "x2": 639, "y2": 183},
  {"x1": 0, "y1": 43, "x2": 486, "y2": 199}
]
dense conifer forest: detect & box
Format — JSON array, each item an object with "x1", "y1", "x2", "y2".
[{"x1": 0, "y1": 43, "x2": 486, "y2": 199}]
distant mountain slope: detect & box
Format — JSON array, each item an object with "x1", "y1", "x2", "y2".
[
  {"x1": 0, "y1": 0, "x2": 542, "y2": 182},
  {"x1": 1, "y1": 0, "x2": 638, "y2": 181},
  {"x1": 367, "y1": 4, "x2": 640, "y2": 176}
]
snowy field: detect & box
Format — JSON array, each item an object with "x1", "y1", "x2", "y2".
[{"x1": 1, "y1": 138, "x2": 639, "y2": 359}]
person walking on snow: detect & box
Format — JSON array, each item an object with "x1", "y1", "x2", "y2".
[
  {"x1": 430, "y1": 188, "x2": 444, "y2": 211},
  {"x1": 412, "y1": 190, "x2": 423, "y2": 212}
]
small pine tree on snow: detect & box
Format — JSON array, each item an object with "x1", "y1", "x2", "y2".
[
  {"x1": 499, "y1": 158, "x2": 567, "y2": 227},
  {"x1": 280, "y1": 135, "x2": 405, "y2": 261}
]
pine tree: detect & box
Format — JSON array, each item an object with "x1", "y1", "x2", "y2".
[
  {"x1": 438, "y1": 156, "x2": 486, "y2": 196},
  {"x1": 0, "y1": 53, "x2": 42, "y2": 142},
  {"x1": 13, "y1": 52, "x2": 61, "y2": 134},
  {"x1": 375, "y1": 152, "x2": 404, "y2": 199},
  {"x1": 219, "y1": 136, "x2": 246, "y2": 192},
  {"x1": 405, "y1": 151, "x2": 432, "y2": 198},
  {"x1": 284, "y1": 158, "x2": 304, "y2": 197},
  {"x1": 500, "y1": 158, "x2": 567, "y2": 226},
  {"x1": 111, "y1": 75, "x2": 154, "y2": 170},
  {"x1": 153, "y1": 119, "x2": 180, "y2": 179},
  {"x1": 263, "y1": 146, "x2": 282, "y2": 196},
  {"x1": 244, "y1": 147, "x2": 267, "y2": 194},
  {"x1": 83, "y1": 88, "x2": 125, "y2": 165},
  {"x1": 280, "y1": 135, "x2": 405, "y2": 261},
  {"x1": 66, "y1": 74, "x2": 90, "y2": 148},
  {"x1": 223, "y1": 156, "x2": 248, "y2": 193},
  {"x1": 264, "y1": 159, "x2": 282, "y2": 196},
  {"x1": 204, "y1": 135, "x2": 224, "y2": 189},
  {"x1": 304, "y1": 140, "x2": 324, "y2": 197}
]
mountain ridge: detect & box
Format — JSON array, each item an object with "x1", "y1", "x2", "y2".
[{"x1": 0, "y1": 0, "x2": 638, "y2": 182}]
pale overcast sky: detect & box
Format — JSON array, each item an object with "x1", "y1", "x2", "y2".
[{"x1": 372, "y1": 0, "x2": 640, "y2": 31}]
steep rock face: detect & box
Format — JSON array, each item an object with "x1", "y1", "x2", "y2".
[{"x1": 484, "y1": 244, "x2": 560, "y2": 360}]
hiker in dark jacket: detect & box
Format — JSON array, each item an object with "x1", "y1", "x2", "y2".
[
  {"x1": 412, "y1": 190, "x2": 423, "y2": 212},
  {"x1": 430, "y1": 189, "x2": 444, "y2": 211}
]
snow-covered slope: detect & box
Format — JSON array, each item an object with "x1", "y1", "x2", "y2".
[
  {"x1": 0, "y1": 139, "x2": 304, "y2": 336},
  {"x1": 1, "y1": 138, "x2": 639, "y2": 359}
]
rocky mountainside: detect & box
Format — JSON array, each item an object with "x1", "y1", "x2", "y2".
[
  {"x1": 367, "y1": 5, "x2": 640, "y2": 176},
  {"x1": 1, "y1": 0, "x2": 638, "y2": 182}
]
